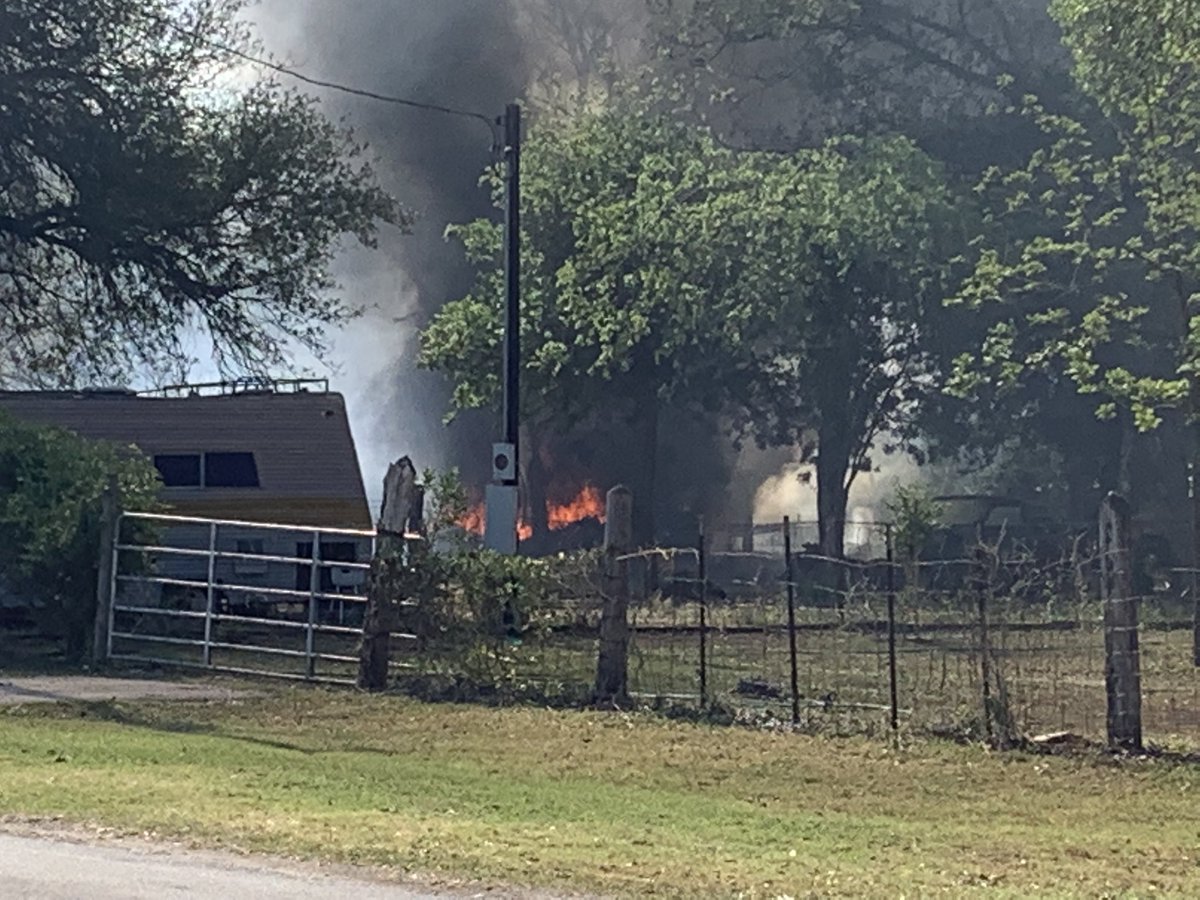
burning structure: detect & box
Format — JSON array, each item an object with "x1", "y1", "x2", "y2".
[
  {"x1": 248, "y1": 2, "x2": 749, "y2": 543},
  {"x1": 461, "y1": 483, "x2": 607, "y2": 552},
  {"x1": 246, "y1": 1, "x2": 1145, "y2": 562}
]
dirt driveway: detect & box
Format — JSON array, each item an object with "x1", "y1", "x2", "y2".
[{"x1": 0, "y1": 676, "x2": 249, "y2": 705}]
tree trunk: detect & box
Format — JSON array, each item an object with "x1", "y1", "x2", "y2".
[
  {"x1": 811, "y1": 282, "x2": 854, "y2": 562},
  {"x1": 816, "y1": 420, "x2": 851, "y2": 560},
  {"x1": 813, "y1": 415, "x2": 853, "y2": 620}
]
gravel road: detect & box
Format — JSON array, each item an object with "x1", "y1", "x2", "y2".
[
  {"x1": 0, "y1": 832, "x2": 448, "y2": 899},
  {"x1": 0, "y1": 676, "x2": 248, "y2": 705}
]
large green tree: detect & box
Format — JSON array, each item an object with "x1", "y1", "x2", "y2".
[
  {"x1": 745, "y1": 136, "x2": 962, "y2": 556},
  {"x1": 649, "y1": 0, "x2": 1172, "y2": 526},
  {"x1": 421, "y1": 97, "x2": 959, "y2": 552},
  {"x1": 950, "y1": 0, "x2": 1200, "y2": 508},
  {"x1": 421, "y1": 102, "x2": 782, "y2": 540},
  {"x1": 0, "y1": 0, "x2": 404, "y2": 386}
]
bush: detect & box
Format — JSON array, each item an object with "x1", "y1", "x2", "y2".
[
  {"x1": 0, "y1": 411, "x2": 160, "y2": 659},
  {"x1": 886, "y1": 483, "x2": 942, "y2": 564},
  {"x1": 393, "y1": 468, "x2": 602, "y2": 691}
]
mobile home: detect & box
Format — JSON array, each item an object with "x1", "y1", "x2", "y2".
[{"x1": 0, "y1": 380, "x2": 374, "y2": 611}]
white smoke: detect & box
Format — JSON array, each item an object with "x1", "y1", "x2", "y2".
[{"x1": 751, "y1": 443, "x2": 934, "y2": 553}]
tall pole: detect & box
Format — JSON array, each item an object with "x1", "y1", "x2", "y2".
[
  {"x1": 483, "y1": 104, "x2": 522, "y2": 556},
  {"x1": 886, "y1": 524, "x2": 899, "y2": 741},
  {"x1": 503, "y1": 103, "x2": 521, "y2": 471}
]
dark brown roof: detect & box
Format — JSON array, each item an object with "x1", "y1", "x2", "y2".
[{"x1": 0, "y1": 390, "x2": 372, "y2": 530}]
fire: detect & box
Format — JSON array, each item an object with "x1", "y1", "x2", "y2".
[
  {"x1": 459, "y1": 503, "x2": 534, "y2": 540},
  {"x1": 458, "y1": 484, "x2": 605, "y2": 539},
  {"x1": 461, "y1": 504, "x2": 486, "y2": 535},
  {"x1": 548, "y1": 484, "x2": 606, "y2": 531}
]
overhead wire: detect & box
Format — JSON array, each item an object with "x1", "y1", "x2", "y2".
[{"x1": 130, "y1": 5, "x2": 500, "y2": 143}]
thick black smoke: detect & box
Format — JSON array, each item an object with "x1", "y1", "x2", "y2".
[
  {"x1": 249, "y1": 1, "x2": 764, "y2": 534},
  {"x1": 253, "y1": 0, "x2": 528, "y2": 496}
]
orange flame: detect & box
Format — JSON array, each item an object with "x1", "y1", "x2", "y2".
[
  {"x1": 459, "y1": 502, "x2": 534, "y2": 541},
  {"x1": 459, "y1": 483, "x2": 605, "y2": 539},
  {"x1": 548, "y1": 484, "x2": 606, "y2": 531},
  {"x1": 461, "y1": 504, "x2": 486, "y2": 535}
]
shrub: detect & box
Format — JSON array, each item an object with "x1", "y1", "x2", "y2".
[
  {"x1": 395, "y1": 468, "x2": 602, "y2": 691},
  {"x1": 0, "y1": 411, "x2": 160, "y2": 659}
]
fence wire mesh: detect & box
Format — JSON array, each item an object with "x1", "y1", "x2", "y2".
[
  {"x1": 99, "y1": 509, "x2": 1200, "y2": 746},
  {"x1": 390, "y1": 518, "x2": 1200, "y2": 747}
]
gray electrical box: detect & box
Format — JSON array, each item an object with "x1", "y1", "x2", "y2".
[{"x1": 484, "y1": 483, "x2": 519, "y2": 554}]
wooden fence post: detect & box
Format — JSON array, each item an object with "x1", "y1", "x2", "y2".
[
  {"x1": 358, "y1": 457, "x2": 418, "y2": 692},
  {"x1": 1099, "y1": 492, "x2": 1143, "y2": 751},
  {"x1": 91, "y1": 476, "x2": 120, "y2": 667},
  {"x1": 784, "y1": 517, "x2": 801, "y2": 727},
  {"x1": 594, "y1": 486, "x2": 633, "y2": 707},
  {"x1": 884, "y1": 523, "x2": 899, "y2": 741}
]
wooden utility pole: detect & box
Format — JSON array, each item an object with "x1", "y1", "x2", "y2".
[
  {"x1": 503, "y1": 103, "x2": 521, "y2": 464},
  {"x1": 358, "y1": 457, "x2": 418, "y2": 691},
  {"x1": 1099, "y1": 492, "x2": 1143, "y2": 751},
  {"x1": 485, "y1": 103, "x2": 523, "y2": 555},
  {"x1": 594, "y1": 486, "x2": 634, "y2": 706}
]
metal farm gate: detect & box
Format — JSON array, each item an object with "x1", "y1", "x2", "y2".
[{"x1": 106, "y1": 511, "x2": 381, "y2": 684}]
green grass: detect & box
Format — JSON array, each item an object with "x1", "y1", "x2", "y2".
[
  {"x1": 105, "y1": 570, "x2": 1200, "y2": 747},
  {"x1": 2, "y1": 688, "x2": 1200, "y2": 897}
]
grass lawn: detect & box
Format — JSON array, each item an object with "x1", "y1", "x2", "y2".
[{"x1": 1, "y1": 687, "x2": 1199, "y2": 898}]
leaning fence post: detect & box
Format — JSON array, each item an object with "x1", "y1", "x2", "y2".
[
  {"x1": 91, "y1": 476, "x2": 120, "y2": 667},
  {"x1": 1100, "y1": 492, "x2": 1143, "y2": 751},
  {"x1": 594, "y1": 486, "x2": 634, "y2": 707},
  {"x1": 358, "y1": 457, "x2": 418, "y2": 692},
  {"x1": 783, "y1": 517, "x2": 800, "y2": 726}
]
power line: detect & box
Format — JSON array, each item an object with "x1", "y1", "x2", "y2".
[{"x1": 135, "y1": 7, "x2": 499, "y2": 138}]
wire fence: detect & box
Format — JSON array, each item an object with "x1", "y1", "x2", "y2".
[
  {"x1": 396, "y1": 518, "x2": 1200, "y2": 747},
  {"x1": 81, "y1": 506, "x2": 1200, "y2": 747}
]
